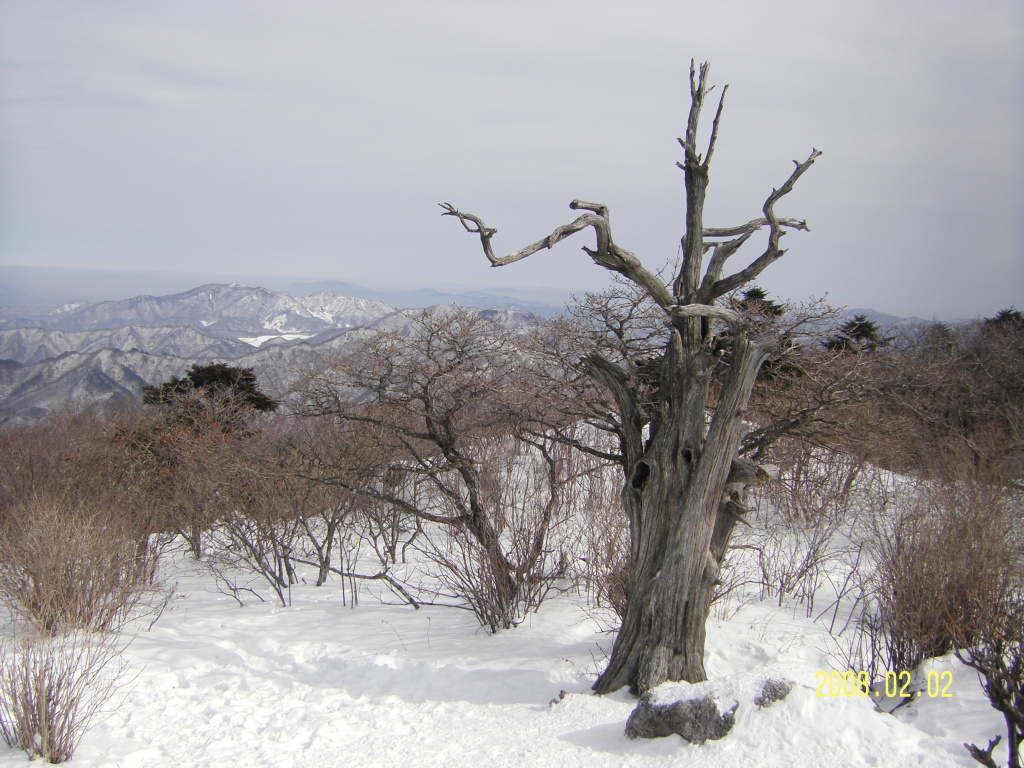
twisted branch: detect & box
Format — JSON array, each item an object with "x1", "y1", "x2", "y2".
[
  {"x1": 441, "y1": 62, "x2": 820, "y2": 319},
  {"x1": 440, "y1": 201, "x2": 675, "y2": 311},
  {"x1": 693, "y1": 149, "x2": 822, "y2": 303}
]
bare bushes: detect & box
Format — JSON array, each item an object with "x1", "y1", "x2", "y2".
[
  {"x1": 185, "y1": 414, "x2": 419, "y2": 609},
  {"x1": 0, "y1": 414, "x2": 169, "y2": 634},
  {"x1": 0, "y1": 416, "x2": 171, "y2": 632},
  {"x1": 0, "y1": 498, "x2": 164, "y2": 762},
  {"x1": 953, "y1": 580, "x2": 1024, "y2": 768},
  {"x1": 843, "y1": 479, "x2": 1019, "y2": 684},
  {"x1": 0, "y1": 630, "x2": 127, "y2": 763},
  {"x1": 0, "y1": 496, "x2": 166, "y2": 634},
  {"x1": 301, "y1": 308, "x2": 590, "y2": 631},
  {"x1": 568, "y1": 456, "x2": 629, "y2": 619},
  {"x1": 0, "y1": 414, "x2": 171, "y2": 763},
  {"x1": 745, "y1": 454, "x2": 1021, "y2": 693},
  {"x1": 117, "y1": 406, "x2": 232, "y2": 559},
  {"x1": 741, "y1": 447, "x2": 866, "y2": 617},
  {"x1": 410, "y1": 434, "x2": 587, "y2": 631},
  {"x1": 207, "y1": 507, "x2": 302, "y2": 607},
  {"x1": 724, "y1": 437, "x2": 1020, "y2": 696},
  {"x1": 421, "y1": 523, "x2": 523, "y2": 632},
  {"x1": 419, "y1": 512, "x2": 563, "y2": 633}
]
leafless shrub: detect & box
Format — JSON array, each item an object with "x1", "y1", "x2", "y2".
[
  {"x1": 879, "y1": 316, "x2": 1024, "y2": 486},
  {"x1": 0, "y1": 629, "x2": 127, "y2": 764},
  {"x1": 953, "y1": 580, "x2": 1024, "y2": 768},
  {"x1": 744, "y1": 447, "x2": 865, "y2": 616},
  {"x1": 356, "y1": 495, "x2": 423, "y2": 571},
  {"x1": 301, "y1": 308, "x2": 590, "y2": 630},
  {"x1": 568, "y1": 461, "x2": 629, "y2": 618},
  {"x1": 292, "y1": 504, "x2": 368, "y2": 604},
  {"x1": 851, "y1": 480, "x2": 1018, "y2": 678},
  {"x1": 408, "y1": 438, "x2": 577, "y2": 631},
  {"x1": 116, "y1": 408, "x2": 233, "y2": 559},
  {"x1": 241, "y1": 416, "x2": 366, "y2": 588},
  {"x1": 417, "y1": 520, "x2": 568, "y2": 633},
  {"x1": 418, "y1": 524, "x2": 521, "y2": 632},
  {"x1": 0, "y1": 495, "x2": 169, "y2": 635},
  {"x1": 0, "y1": 412, "x2": 162, "y2": 538},
  {"x1": 207, "y1": 495, "x2": 403, "y2": 610},
  {"x1": 207, "y1": 508, "x2": 301, "y2": 607},
  {"x1": 188, "y1": 416, "x2": 309, "y2": 606},
  {"x1": 0, "y1": 414, "x2": 168, "y2": 764},
  {"x1": 197, "y1": 414, "x2": 422, "y2": 608}
]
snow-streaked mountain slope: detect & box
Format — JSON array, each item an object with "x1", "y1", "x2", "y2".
[
  {"x1": 0, "y1": 349, "x2": 196, "y2": 422},
  {"x1": 0, "y1": 303, "x2": 542, "y2": 425},
  {"x1": 0, "y1": 326, "x2": 256, "y2": 364}
]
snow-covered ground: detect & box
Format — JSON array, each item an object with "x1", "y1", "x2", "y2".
[{"x1": 0, "y1": 551, "x2": 1007, "y2": 768}]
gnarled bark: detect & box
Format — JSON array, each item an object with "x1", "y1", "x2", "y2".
[{"x1": 443, "y1": 60, "x2": 820, "y2": 693}]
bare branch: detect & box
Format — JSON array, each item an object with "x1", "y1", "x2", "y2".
[
  {"x1": 675, "y1": 65, "x2": 727, "y2": 169},
  {"x1": 675, "y1": 138, "x2": 698, "y2": 165},
  {"x1": 583, "y1": 352, "x2": 646, "y2": 467},
  {"x1": 439, "y1": 202, "x2": 593, "y2": 267},
  {"x1": 682, "y1": 60, "x2": 710, "y2": 165},
  {"x1": 696, "y1": 232, "x2": 755, "y2": 301},
  {"x1": 963, "y1": 736, "x2": 1001, "y2": 768},
  {"x1": 703, "y1": 84, "x2": 729, "y2": 167},
  {"x1": 670, "y1": 303, "x2": 744, "y2": 333},
  {"x1": 569, "y1": 199, "x2": 609, "y2": 217},
  {"x1": 704, "y1": 149, "x2": 822, "y2": 301},
  {"x1": 441, "y1": 201, "x2": 676, "y2": 311},
  {"x1": 704, "y1": 218, "x2": 809, "y2": 238},
  {"x1": 315, "y1": 472, "x2": 462, "y2": 527},
  {"x1": 673, "y1": 59, "x2": 716, "y2": 302},
  {"x1": 288, "y1": 559, "x2": 421, "y2": 609}
]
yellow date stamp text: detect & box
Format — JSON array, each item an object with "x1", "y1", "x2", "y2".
[{"x1": 814, "y1": 670, "x2": 953, "y2": 699}]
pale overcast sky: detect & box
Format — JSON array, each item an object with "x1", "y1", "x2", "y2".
[{"x1": 1, "y1": 0, "x2": 1021, "y2": 318}]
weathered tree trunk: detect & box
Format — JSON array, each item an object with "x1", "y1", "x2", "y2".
[
  {"x1": 442, "y1": 60, "x2": 819, "y2": 694},
  {"x1": 593, "y1": 325, "x2": 775, "y2": 693}
]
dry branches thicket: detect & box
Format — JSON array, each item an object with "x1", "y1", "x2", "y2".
[
  {"x1": 0, "y1": 630, "x2": 128, "y2": 764},
  {"x1": 0, "y1": 496, "x2": 168, "y2": 634},
  {"x1": 297, "y1": 308, "x2": 605, "y2": 630},
  {"x1": 953, "y1": 582, "x2": 1024, "y2": 768},
  {"x1": 856, "y1": 482, "x2": 1018, "y2": 675},
  {"x1": 0, "y1": 414, "x2": 174, "y2": 764},
  {"x1": 0, "y1": 542, "x2": 160, "y2": 762},
  {"x1": 737, "y1": 447, "x2": 866, "y2": 617},
  {"x1": 568, "y1": 457, "x2": 630, "y2": 619}
]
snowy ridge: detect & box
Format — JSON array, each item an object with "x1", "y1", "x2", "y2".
[
  {"x1": 0, "y1": 288, "x2": 543, "y2": 425},
  {"x1": 0, "y1": 327, "x2": 255, "y2": 364}
]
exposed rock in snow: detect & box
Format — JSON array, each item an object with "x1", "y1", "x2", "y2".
[{"x1": 626, "y1": 693, "x2": 737, "y2": 743}]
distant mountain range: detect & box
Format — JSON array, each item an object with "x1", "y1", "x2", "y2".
[
  {"x1": 284, "y1": 280, "x2": 567, "y2": 317},
  {"x1": 838, "y1": 308, "x2": 931, "y2": 333},
  {"x1": 0, "y1": 265, "x2": 571, "y2": 317},
  {"x1": 0, "y1": 283, "x2": 539, "y2": 426},
  {"x1": 0, "y1": 278, "x2": 937, "y2": 426},
  {"x1": 0, "y1": 283, "x2": 395, "y2": 335}
]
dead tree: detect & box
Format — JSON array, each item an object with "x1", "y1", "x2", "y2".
[{"x1": 442, "y1": 61, "x2": 820, "y2": 694}]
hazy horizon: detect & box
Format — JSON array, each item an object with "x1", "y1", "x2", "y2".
[
  {"x1": 0, "y1": 263, "x2": 1004, "y2": 323},
  {"x1": 2, "y1": 1, "x2": 1022, "y2": 318},
  {"x1": 0, "y1": 263, "x2": 576, "y2": 309}
]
